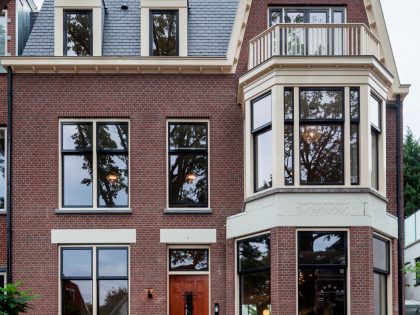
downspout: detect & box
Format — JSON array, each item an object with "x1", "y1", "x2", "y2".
[
  {"x1": 396, "y1": 94, "x2": 403, "y2": 315},
  {"x1": 6, "y1": 66, "x2": 12, "y2": 284}
]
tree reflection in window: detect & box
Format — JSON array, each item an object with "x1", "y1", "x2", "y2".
[
  {"x1": 61, "y1": 122, "x2": 128, "y2": 208},
  {"x1": 151, "y1": 11, "x2": 178, "y2": 56},
  {"x1": 299, "y1": 89, "x2": 344, "y2": 185},
  {"x1": 65, "y1": 11, "x2": 92, "y2": 56},
  {"x1": 169, "y1": 249, "x2": 209, "y2": 271},
  {"x1": 168, "y1": 123, "x2": 208, "y2": 207},
  {"x1": 0, "y1": 130, "x2": 5, "y2": 209}
]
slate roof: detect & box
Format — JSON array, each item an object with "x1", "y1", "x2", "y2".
[{"x1": 22, "y1": 0, "x2": 239, "y2": 57}]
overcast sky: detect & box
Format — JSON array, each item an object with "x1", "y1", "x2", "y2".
[{"x1": 32, "y1": 0, "x2": 418, "y2": 137}]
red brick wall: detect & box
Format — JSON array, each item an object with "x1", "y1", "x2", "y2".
[
  {"x1": 11, "y1": 73, "x2": 243, "y2": 314},
  {"x1": 0, "y1": 216, "x2": 5, "y2": 267},
  {"x1": 6, "y1": 0, "x2": 16, "y2": 56},
  {"x1": 236, "y1": 0, "x2": 369, "y2": 74}
]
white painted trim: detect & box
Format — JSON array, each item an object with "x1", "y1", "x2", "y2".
[
  {"x1": 166, "y1": 119, "x2": 210, "y2": 210},
  {"x1": 51, "y1": 229, "x2": 137, "y2": 244},
  {"x1": 54, "y1": 0, "x2": 103, "y2": 56},
  {"x1": 141, "y1": 0, "x2": 187, "y2": 9},
  {"x1": 160, "y1": 229, "x2": 217, "y2": 244},
  {"x1": 58, "y1": 119, "x2": 130, "y2": 210}
]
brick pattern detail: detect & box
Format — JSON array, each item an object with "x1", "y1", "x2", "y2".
[{"x1": 6, "y1": 0, "x2": 16, "y2": 56}]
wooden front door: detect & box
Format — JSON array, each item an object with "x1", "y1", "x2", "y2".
[{"x1": 169, "y1": 275, "x2": 209, "y2": 315}]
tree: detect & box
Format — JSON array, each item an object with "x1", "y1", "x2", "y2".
[
  {"x1": 404, "y1": 128, "x2": 420, "y2": 218},
  {"x1": 0, "y1": 282, "x2": 38, "y2": 315}
]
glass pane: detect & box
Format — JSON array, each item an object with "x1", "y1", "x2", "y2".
[
  {"x1": 0, "y1": 11, "x2": 6, "y2": 56},
  {"x1": 0, "y1": 130, "x2": 5, "y2": 209},
  {"x1": 370, "y1": 94, "x2": 382, "y2": 130},
  {"x1": 255, "y1": 130, "x2": 272, "y2": 190},
  {"x1": 309, "y1": 11, "x2": 327, "y2": 23},
  {"x1": 240, "y1": 271, "x2": 271, "y2": 315},
  {"x1": 284, "y1": 124, "x2": 294, "y2": 185},
  {"x1": 285, "y1": 11, "x2": 304, "y2": 23},
  {"x1": 350, "y1": 89, "x2": 360, "y2": 120},
  {"x1": 62, "y1": 249, "x2": 92, "y2": 278},
  {"x1": 63, "y1": 280, "x2": 93, "y2": 315},
  {"x1": 63, "y1": 155, "x2": 93, "y2": 207},
  {"x1": 239, "y1": 235, "x2": 270, "y2": 272},
  {"x1": 252, "y1": 93, "x2": 272, "y2": 130},
  {"x1": 298, "y1": 269, "x2": 346, "y2": 315},
  {"x1": 350, "y1": 124, "x2": 359, "y2": 184},
  {"x1": 300, "y1": 89, "x2": 344, "y2": 120},
  {"x1": 169, "y1": 249, "x2": 209, "y2": 271},
  {"x1": 97, "y1": 154, "x2": 128, "y2": 207},
  {"x1": 152, "y1": 12, "x2": 177, "y2": 56},
  {"x1": 308, "y1": 12, "x2": 328, "y2": 55},
  {"x1": 169, "y1": 154, "x2": 208, "y2": 206},
  {"x1": 62, "y1": 124, "x2": 93, "y2": 151},
  {"x1": 169, "y1": 124, "x2": 207, "y2": 150},
  {"x1": 284, "y1": 88, "x2": 294, "y2": 120},
  {"x1": 300, "y1": 125, "x2": 343, "y2": 184},
  {"x1": 371, "y1": 131, "x2": 379, "y2": 190},
  {"x1": 373, "y1": 237, "x2": 389, "y2": 272},
  {"x1": 270, "y1": 9, "x2": 281, "y2": 26},
  {"x1": 333, "y1": 11, "x2": 344, "y2": 23},
  {"x1": 97, "y1": 124, "x2": 128, "y2": 151},
  {"x1": 374, "y1": 273, "x2": 387, "y2": 315},
  {"x1": 98, "y1": 249, "x2": 128, "y2": 278},
  {"x1": 298, "y1": 232, "x2": 346, "y2": 265},
  {"x1": 98, "y1": 280, "x2": 128, "y2": 315},
  {"x1": 65, "y1": 11, "x2": 92, "y2": 56}
]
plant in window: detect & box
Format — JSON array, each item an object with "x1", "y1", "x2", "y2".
[{"x1": 0, "y1": 282, "x2": 39, "y2": 314}]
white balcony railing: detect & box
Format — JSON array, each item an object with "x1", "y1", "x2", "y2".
[{"x1": 248, "y1": 23, "x2": 381, "y2": 69}]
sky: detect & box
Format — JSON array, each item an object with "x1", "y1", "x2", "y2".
[{"x1": 31, "y1": 0, "x2": 418, "y2": 137}]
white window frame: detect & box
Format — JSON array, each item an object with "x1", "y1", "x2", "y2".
[
  {"x1": 0, "y1": 9, "x2": 8, "y2": 56},
  {"x1": 140, "y1": 0, "x2": 188, "y2": 57},
  {"x1": 58, "y1": 245, "x2": 131, "y2": 315},
  {"x1": 296, "y1": 228, "x2": 351, "y2": 315},
  {"x1": 165, "y1": 119, "x2": 211, "y2": 213},
  {"x1": 54, "y1": 0, "x2": 103, "y2": 56},
  {"x1": 166, "y1": 245, "x2": 211, "y2": 315},
  {"x1": 0, "y1": 128, "x2": 7, "y2": 214},
  {"x1": 58, "y1": 119, "x2": 130, "y2": 212}
]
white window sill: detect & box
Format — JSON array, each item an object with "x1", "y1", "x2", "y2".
[
  {"x1": 55, "y1": 208, "x2": 132, "y2": 214},
  {"x1": 0, "y1": 210, "x2": 6, "y2": 215},
  {"x1": 164, "y1": 208, "x2": 212, "y2": 214}
]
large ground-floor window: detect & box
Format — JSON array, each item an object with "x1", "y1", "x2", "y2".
[
  {"x1": 238, "y1": 234, "x2": 271, "y2": 315},
  {"x1": 373, "y1": 236, "x2": 390, "y2": 315},
  {"x1": 61, "y1": 246, "x2": 129, "y2": 315},
  {"x1": 298, "y1": 231, "x2": 347, "y2": 315}
]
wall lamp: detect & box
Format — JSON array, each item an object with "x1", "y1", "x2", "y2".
[
  {"x1": 145, "y1": 288, "x2": 154, "y2": 299},
  {"x1": 121, "y1": 2, "x2": 128, "y2": 10}
]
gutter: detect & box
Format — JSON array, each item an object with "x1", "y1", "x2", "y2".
[
  {"x1": 396, "y1": 94, "x2": 403, "y2": 315},
  {"x1": 6, "y1": 66, "x2": 12, "y2": 283}
]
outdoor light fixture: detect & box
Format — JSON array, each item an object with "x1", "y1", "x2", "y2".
[
  {"x1": 121, "y1": 2, "x2": 128, "y2": 10},
  {"x1": 302, "y1": 126, "x2": 321, "y2": 143},
  {"x1": 263, "y1": 310, "x2": 270, "y2": 315},
  {"x1": 186, "y1": 173, "x2": 196, "y2": 183},
  {"x1": 106, "y1": 172, "x2": 119, "y2": 183},
  {"x1": 145, "y1": 288, "x2": 154, "y2": 299},
  {"x1": 214, "y1": 303, "x2": 219, "y2": 315}
]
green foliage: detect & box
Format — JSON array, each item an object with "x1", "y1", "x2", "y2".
[
  {"x1": 404, "y1": 260, "x2": 420, "y2": 287},
  {"x1": 404, "y1": 128, "x2": 420, "y2": 218},
  {"x1": 0, "y1": 281, "x2": 39, "y2": 315}
]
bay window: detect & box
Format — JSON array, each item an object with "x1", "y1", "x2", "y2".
[
  {"x1": 238, "y1": 234, "x2": 271, "y2": 315},
  {"x1": 350, "y1": 88, "x2": 360, "y2": 185},
  {"x1": 168, "y1": 122, "x2": 208, "y2": 208},
  {"x1": 61, "y1": 121, "x2": 129, "y2": 209},
  {"x1": 252, "y1": 92, "x2": 272, "y2": 191},
  {"x1": 284, "y1": 88, "x2": 294, "y2": 185},
  {"x1": 298, "y1": 231, "x2": 347, "y2": 315},
  {"x1": 373, "y1": 236, "x2": 389, "y2": 315},
  {"x1": 370, "y1": 94, "x2": 382, "y2": 190}
]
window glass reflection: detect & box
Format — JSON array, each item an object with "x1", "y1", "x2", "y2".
[
  {"x1": 62, "y1": 124, "x2": 92, "y2": 151},
  {"x1": 373, "y1": 237, "x2": 389, "y2": 272},
  {"x1": 62, "y1": 249, "x2": 92, "y2": 278},
  {"x1": 255, "y1": 130, "x2": 273, "y2": 190},
  {"x1": 285, "y1": 11, "x2": 304, "y2": 23},
  {"x1": 298, "y1": 232, "x2": 346, "y2": 265},
  {"x1": 370, "y1": 94, "x2": 381, "y2": 131},
  {"x1": 98, "y1": 249, "x2": 128, "y2": 278},
  {"x1": 371, "y1": 131, "x2": 379, "y2": 190},
  {"x1": 350, "y1": 125, "x2": 359, "y2": 184},
  {"x1": 152, "y1": 11, "x2": 177, "y2": 56},
  {"x1": 63, "y1": 155, "x2": 93, "y2": 207},
  {"x1": 169, "y1": 249, "x2": 209, "y2": 271},
  {"x1": 374, "y1": 273, "x2": 386, "y2": 315},
  {"x1": 97, "y1": 124, "x2": 128, "y2": 151},
  {"x1": 98, "y1": 280, "x2": 128, "y2": 315},
  {"x1": 270, "y1": 9, "x2": 281, "y2": 26},
  {"x1": 252, "y1": 93, "x2": 272, "y2": 130},
  {"x1": 298, "y1": 269, "x2": 346, "y2": 315},
  {"x1": 300, "y1": 125, "x2": 343, "y2": 184},
  {"x1": 284, "y1": 88, "x2": 294, "y2": 120},
  {"x1": 350, "y1": 89, "x2": 360, "y2": 121},
  {"x1": 284, "y1": 125, "x2": 294, "y2": 185},
  {"x1": 239, "y1": 235, "x2": 270, "y2": 272},
  {"x1": 0, "y1": 130, "x2": 5, "y2": 209},
  {"x1": 300, "y1": 89, "x2": 343, "y2": 120},
  {"x1": 240, "y1": 272, "x2": 271, "y2": 315},
  {"x1": 63, "y1": 280, "x2": 93, "y2": 315},
  {"x1": 65, "y1": 11, "x2": 92, "y2": 56},
  {"x1": 169, "y1": 124, "x2": 207, "y2": 150},
  {"x1": 0, "y1": 11, "x2": 6, "y2": 56}
]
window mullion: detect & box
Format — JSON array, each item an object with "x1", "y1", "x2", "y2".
[
  {"x1": 293, "y1": 87, "x2": 300, "y2": 186},
  {"x1": 344, "y1": 87, "x2": 351, "y2": 186},
  {"x1": 93, "y1": 246, "x2": 98, "y2": 315},
  {"x1": 93, "y1": 122, "x2": 98, "y2": 209}
]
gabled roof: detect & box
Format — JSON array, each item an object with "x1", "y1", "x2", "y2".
[{"x1": 22, "y1": 0, "x2": 239, "y2": 57}]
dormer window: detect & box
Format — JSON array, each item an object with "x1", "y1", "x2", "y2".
[
  {"x1": 64, "y1": 10, "x2": 92, "y2": 56},
  {"x1": 150, "y1": 10, "x2": 178, "y2": 56}
]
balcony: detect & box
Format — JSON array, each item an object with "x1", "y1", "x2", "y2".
[{"x1": 248, "y1": 23, "x2": 381, "y2": 69}]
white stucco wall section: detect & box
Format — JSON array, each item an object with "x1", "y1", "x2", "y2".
[
  {"x1": 51, "y1": 229, "x2": 137, "y2": 244},
  {"x1": 160, "y1": 229, "x2": 217, "y2": 244},
  {"x1": 226, "y1": 192, "x2": 398, "y2": 239}
]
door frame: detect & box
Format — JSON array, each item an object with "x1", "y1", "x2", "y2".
[{"x1": 167, "y1": 245, "x2": 211, "y2": 315}]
